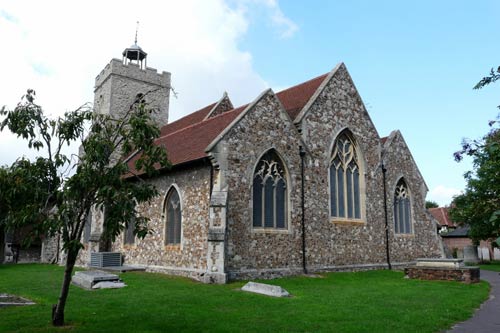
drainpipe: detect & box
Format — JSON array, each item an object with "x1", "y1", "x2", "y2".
[
  {"x1": 209, "y1": 162, "x2": 214, "y2": 200},
  {"x1": 299, "y1": 146, "x2": 308, "y2": 274},
  {"x1": 381, "y1": 161, "x2": 392, "y2": 270}
]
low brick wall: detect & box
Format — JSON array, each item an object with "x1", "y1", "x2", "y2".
[{"x1": 404, "y1": 266, "x2": 480, "y2": 284}]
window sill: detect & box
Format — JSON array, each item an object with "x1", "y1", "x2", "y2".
[
  {"x1": 164, "y1": 244, "x2": 182, "y2": 251},
  {"x1": 331, "y1": 218, "x2": 366, "y2": 226},
  {"x1": 252, "y1": 228, "x2": 291, "y2": 234},
  {"x1": 394, "y1": 233, "x2": 415, "y2": 238}
]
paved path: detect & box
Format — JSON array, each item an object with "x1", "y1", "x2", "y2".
[{"x1": 448, "y1": 269, "x2": 500, "y2": 333}]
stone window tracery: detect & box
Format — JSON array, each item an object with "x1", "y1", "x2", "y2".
[
  {"x1": 329, "y1": 131, "x2": 362, "y2": 219},
  {"x1": 394, "y1": 179, "x2": 412, "y2": 234},
  {"x1": 253, "y1": 150, "x2": 287, "y2": 229},
  {"x1": 165, "y1": 187, "x2": 182, "y2": 245}
]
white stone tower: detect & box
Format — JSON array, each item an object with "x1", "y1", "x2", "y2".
[
  {"x1": 84, "y1": 38, "x2": 171, "y2": 257},
  {"x1": 93, "y1": 39, "x2": 170, "y2": 127}
]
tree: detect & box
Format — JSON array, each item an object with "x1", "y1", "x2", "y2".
[
  {"x1": 0, "y1": 90, "x2": 169, "y2": 326},
  {"x1": 450, "y1": 67, "x2": 500, "y2": 244},
  {"x1": 425, "y1": 200, "x2": 439, "y2": 209}
]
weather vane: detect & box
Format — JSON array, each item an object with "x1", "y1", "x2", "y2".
[{"x1": 135, "y1": 21, "x2": 139, "y2": 45}]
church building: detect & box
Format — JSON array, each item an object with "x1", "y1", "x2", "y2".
[{"x1": 76, "y1": 43, "x2": 441, "y2": 283}]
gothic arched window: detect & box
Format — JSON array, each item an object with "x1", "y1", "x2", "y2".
[
  {"x1": 330, "y1": 131, "x2": 362, "y2": 219},
  {"x1": 394, "y1": 179, "x2": 412, "y2": 234},
  {"x1": 253, "y1": 150, "x2": 287, "y2": 229},
  {"x1": 165, "y1": 187, "x2": 182, "y2": 245},
  {"x1": 124, "y1": 216, "x2": 135, "y2": 245},
  {"x1": 83, "y1": 212, "x2": 92, "y2": 243}
]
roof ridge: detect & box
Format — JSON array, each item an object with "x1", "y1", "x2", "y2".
[
  {"x1": 276, "y1": 72, "x2": 329, "y2": 94},
  {"x1": 165, "y1": 101, "x2": 216, "y2": 123},
  {"x1": 158, "y1": 106, "x2": 244, "y2": 139}
]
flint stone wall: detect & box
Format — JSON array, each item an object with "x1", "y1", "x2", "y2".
[
  {"x1": 382, "y1": 132, "x2": 442, "y2": 261},
  {"x1": 217, "y1": 64, "x2": 440, "y2": 280},
  {"x1": 111, "y1": 165, "x2": 212, "y2": 281},
  {"x1": 41, "y1": 236, "x2": 59, "y2": 264},
  {"x1": 215, "y1": 91, "x2": 306, "y2": 276},
  {"x1": 76, "y1": 165, "x2": 212, "y2": 281},
  {"x1": 298, "y1": 64, "x2": 388, "y2": 269},
  {"x1": 94, "y1": 59, "x2": 170, "y2": 128}
]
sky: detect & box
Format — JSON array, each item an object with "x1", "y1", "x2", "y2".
[{"x1": 0, "y1": 0, "x2": 499, "y2": 206}]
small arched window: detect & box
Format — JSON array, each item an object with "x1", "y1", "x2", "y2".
[
  {"x1": 394, "y1": 179, "x2": 412, "y2": 234},
  {"x1": 165, "y1": 187, "x2": 182, "y2": 245},
  {"x1": 83, "y1": 212, "x2": 92, "y2": 243},
  {"x1": 124, "y1": 216, "x2": 135, "y2": 245},
  {"x1": 253, "y1": 150, "x2": 287, "y2": 229},
  {"x1": 330, "y1": 130, "x2": 362, "y2": 219}
]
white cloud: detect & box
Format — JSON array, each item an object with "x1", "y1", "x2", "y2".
[
  {"x1": 0, "y1": 0, "x2": 298, "y2": 166},
  {"x1": 233, "y1": 0, "x2": 298, "y2": 39},
  {"x1": 427, "y1": 185, "x2": 462, "y2": 207},
  {"x1": 260, "y1": 0, "x2": 298, "y2": 38}
]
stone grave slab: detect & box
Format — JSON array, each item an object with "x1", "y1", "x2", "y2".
[
  {"x1": 416, "y1": 258, "x2": 464, "y2": 268},
  {"x1": 72, "y1": 270, "x2": 120, "y2": 290},
  {"x1": 0, "y1": 294, "x2": 35, "y2": 307},
  {"x1": 241, "y1": 281, "x2": 290, "y2": 297},
  {"x1": 92, "y1": 281, "x2": 127, "y2": 289}
]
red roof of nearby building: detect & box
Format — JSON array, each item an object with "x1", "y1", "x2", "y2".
[
  {"x1": 429, "y1": 207, "x2": 456, "y2": 227},
  {"x1": 127, "y1": 72, "x2": 329, "y2": 176}
]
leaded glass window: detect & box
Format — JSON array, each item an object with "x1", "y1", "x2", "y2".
[
  {"x1": 165, "y1": 187, "x2": 182, "y2": 245},
  {"x1": 253, "y1": 150, "x2": 287, "y2": 229},
  {"x1": 330, "y1": 131, "x2": 362, "y2": 219},
  {"x1": 394, "y1": 179, "x2": 411, "y2": 234},
  {"x1": 83, "y1": 212, "x2": 92, "y2": 243},
  {"x1": 124, "y1": 216, "x2": 135, "y2": 245}
]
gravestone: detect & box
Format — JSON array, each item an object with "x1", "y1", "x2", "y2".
[
  {"x1": 241, "y1": 282, "x2": 290, "y2": 297},
  {"x1": 463, "y1": 245, "x2": 479, "y2": 264},
  {"x1": 72, "y1": 270, "x2": 122, "y2": 290},
  {"x1": 481, "y1": 247, "x2": 491, "y2": 262},
  {"x1": 494, "y1": 248, "x2": 500, "y2": 260}
]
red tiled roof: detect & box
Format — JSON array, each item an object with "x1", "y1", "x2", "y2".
[
  {"x1": 128, "y1": 72, "x2": 329, "y2": 176},
  {"x1": 159, "y1": 102, "x2": 216, "y2": 137},
  {"x1": 277, "y1": 73, "x2": 328, "y2": 120},
  {"x1": 128, "y1": 106, "x2": 245, "y2": 175},
  {"x1": 429, "y1": 207, "x2": 456, "y2": 227},
  {"x1": 381, "y1": 136, "x2": 388, "y2": 145}
]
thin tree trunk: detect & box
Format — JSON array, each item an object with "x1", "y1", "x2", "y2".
[{"x1": 52, "y1": 248, "x2": 78, "y2": 326}]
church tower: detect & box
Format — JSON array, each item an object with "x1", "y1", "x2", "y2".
[{"x1": 93, "y1": 37, "x2": 170, "y2": 127}]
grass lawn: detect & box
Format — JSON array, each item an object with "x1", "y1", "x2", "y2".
[
  {"x1": 0, "y1": 264, "x2": 489, "y2": 333},
  {"x1": 479, "y1": 260, "x2": 500, "y2": 272}
]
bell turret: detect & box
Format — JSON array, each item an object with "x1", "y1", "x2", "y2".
[{"x1": 122, "y1": 22, "x2": 147, "y2": 69}]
